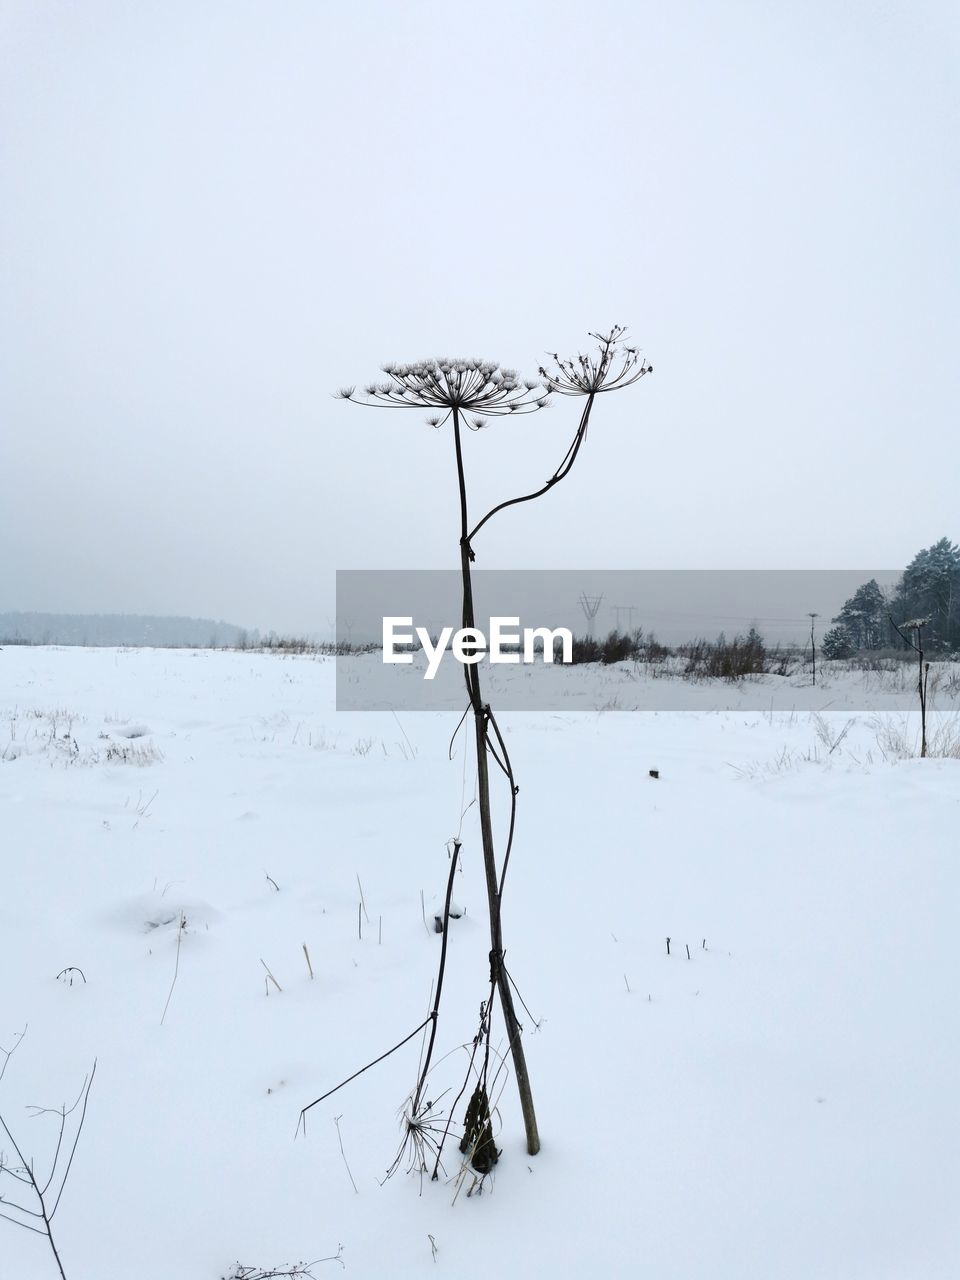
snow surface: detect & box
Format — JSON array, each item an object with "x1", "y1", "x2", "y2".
[
  {"x1": 1, "y1": 647, "x2": 958, "y2": 1279},
  {"x1": 337, "y1": 647, "x2": 960, "y2": 712}
]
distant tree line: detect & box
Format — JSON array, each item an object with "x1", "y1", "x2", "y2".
[
  {"x1": 821, "y1": 537, "x2": 960, "y2": 658},
  {"x1": 0, "y1": 612, "x2": 257, "y2": 648},
  {"x1": 563, "y1": 538, "x2": 960, "y2": 674}
]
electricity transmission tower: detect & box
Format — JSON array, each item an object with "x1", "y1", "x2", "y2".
[
  {"x1": 579, "y1": 592, "x2": 604, "y2": 640},
  {"x1": 612, "y1": 604, "x2": 638, "y2": 632}
]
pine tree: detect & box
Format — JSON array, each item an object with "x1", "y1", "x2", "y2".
[
  {"x1": 891, "y1": 538, "x2": 960, "y2": 651},
  {"x1": 832, "y1": 578, "x2": 888, "y2": 650},
  {"x1": 821, "y1": 625, "x2": 854, "y2": 660}
]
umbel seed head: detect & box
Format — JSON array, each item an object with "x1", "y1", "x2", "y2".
[
  {"x1": 335, "y1": 327, "x2": 651, "y2": 426},
  {"x1": 333, "y1": 355, "x2": 550, "y2": 426},
  {"x1": 539, "y1": 326, "x2": 652, "y2": 397}
]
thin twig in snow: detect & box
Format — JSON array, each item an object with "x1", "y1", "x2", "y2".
[
  {"x1": 160, "y1": 912, "x2": 186, "y2": 1025},
  {"x1": 333, "y1": 1115, "x2": 358, "y2": 1194}
]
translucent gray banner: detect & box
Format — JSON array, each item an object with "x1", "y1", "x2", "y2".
[{"x1": 335, "y1": 570, "x2": 955, "y2": 712}]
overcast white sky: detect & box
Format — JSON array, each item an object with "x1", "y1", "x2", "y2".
[{"x1": 1, "y1": 0, "x2": 957, "y2": 635}]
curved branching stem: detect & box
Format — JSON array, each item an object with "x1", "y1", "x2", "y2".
[
  {"x1": 485, "y1": 707, "x2": 519, "y2": 901},
  {"x1": 411, "y1": 842, "x2": 461, "y2": 1114},
  {"x1": 466, "y1": 328, "x2": 651, "y2": 553},
  {"x1": 467, "y1": 393, "x2": 595, "y2": 550},
  {"x1": 0, "y1": 1026, "x2": 26, "y2": 1086},
  {"x1": 297, "y1": 1019, "x2": 433, "y2": 1136},
  {"x1": 502, "y1": 962, "x2": 543, "y2": 1031},
  {"x1": 298, "y1": 844, "x2": 462, "y2": 1142},
  {"x1": 447, "y1": 703, "x2": 471, "y2": 760}
]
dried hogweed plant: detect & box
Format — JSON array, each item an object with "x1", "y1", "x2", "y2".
[{"x1": 301, "y1": 328, "x2": 651, "y2": 1172}]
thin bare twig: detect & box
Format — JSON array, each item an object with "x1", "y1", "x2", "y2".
[
  {"x1": 223, "y1": 1250, "x2": 344, "y2": 1278},
  {"x1": 260, "y1": 959, "x2": 282, "y2": 993},
  {"x1": 160, "y1": 912, "x2": 186, "y2": 1025},
  {"x1": 298, "y1": 1018, "x2": 432, "y2": 1137},
  {"x1": 333, "y1": 1115, "x2": 358, "y2": 1194},
  {"x1": 356, "y1": 875, "x2": 370, "y2": 924},
  {"x1": 411, "y1": 841, "x2": 461, "y2": 1114},
  {"x1": 0, "y1": 1026, "x2": 26, "y2": 1085}
]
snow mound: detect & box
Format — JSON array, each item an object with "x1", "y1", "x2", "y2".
[
  {"x1": 110, "y1": 722, "x2": 152, "y2": 739},
  {"x1": 102, "y1": 891, "x2": 222, "y2": 935}
]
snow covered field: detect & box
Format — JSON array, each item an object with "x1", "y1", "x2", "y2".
[{"x1": 1, "y1": 646, "x2": 958, "y2": 1279}]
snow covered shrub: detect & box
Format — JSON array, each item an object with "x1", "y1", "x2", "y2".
[
  {"x1": 569, "y1": 628, "x2": 643, "y2": 664},
  {"x1": 103, "y1": 739, "x2": 163, "y2": 765},
  {"x1": 929, "y1": 664, "x2": 960, "y2": 699},
  {"x1": 870, "y1": 711, "x2": 960, "y2": 760},
  {"x1": 681, "y1": 629, "x2": 768, "y2": 680}
]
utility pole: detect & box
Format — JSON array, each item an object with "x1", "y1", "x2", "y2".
[
  {"x1": 612, "y1": 604, "x2": 638, "y2": 633},
  {"x1": 808, "y1": 612, "x2": 819, "y2": 686}
]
